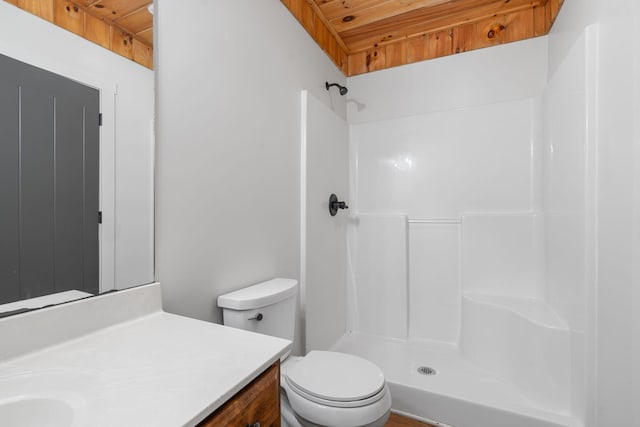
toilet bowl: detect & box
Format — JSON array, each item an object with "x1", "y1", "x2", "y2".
[{"x1": 217, "y1": 278, "x2": 391, "y2": 427}]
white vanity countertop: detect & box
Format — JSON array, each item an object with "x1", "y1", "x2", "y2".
[{"x1": 0, "y1": 284, "x2": 291, "y2": 427}]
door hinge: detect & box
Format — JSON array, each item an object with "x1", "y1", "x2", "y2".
[
  {"x1": 98, "y1": 211, "x2": 102, "y2": 224},
  {"x1": 98, "y1": 113, "x2": 103, "y2": 126}
]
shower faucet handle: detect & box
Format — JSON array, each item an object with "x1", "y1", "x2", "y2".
[{"x1": 329, "y1": 194, "x2": 349, "y2": 216}]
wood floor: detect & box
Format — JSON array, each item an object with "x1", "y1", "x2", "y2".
[{"x1": 385, "y1": 413, "x2": 436, "y2": 427}]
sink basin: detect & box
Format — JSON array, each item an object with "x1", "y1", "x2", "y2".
[{"x1": 0, "y1": 397, "x2": 74, "y2": 427}]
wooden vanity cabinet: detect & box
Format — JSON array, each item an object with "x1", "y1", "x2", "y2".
[{"x1": 198, "y1": 361, "x2": 281, "y2": 427}]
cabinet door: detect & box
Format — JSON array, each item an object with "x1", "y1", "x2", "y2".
[{"x1": 199, "y1": 361, "x2": 280, "y2": 427}]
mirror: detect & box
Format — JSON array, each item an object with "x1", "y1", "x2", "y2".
[{"x1": 0, "y1": 1, "x2": 155, "y2": 316}]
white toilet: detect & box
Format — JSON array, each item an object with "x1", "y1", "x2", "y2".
[{"x1": 218, "y1": 278, "x2": 391, "y2": 427}]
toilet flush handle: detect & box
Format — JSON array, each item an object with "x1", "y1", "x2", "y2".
[{"x1": 248, "y1": 313, "x2": 263, "y2": 321}]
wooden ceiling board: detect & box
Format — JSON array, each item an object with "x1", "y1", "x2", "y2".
[
  {"x1": 339, "y1": 0, "x2": 544, "y2": 52},
  {"x1": 284, "y1": 0, "x2": 349, "y2": 72},
  {"x1": 18, "y1": 0, "x2": 54, "y2": 20},
  {"x1": 114, "y1": 7, "x2": 153, "y2": 34},
  {"x1": 54, "y1": 0, "x2": 85, "y2": 36},
  {"x1": 336, "y1": 0, "x2": 524, "y2": 37},
  {"x1": 83, "y1": 11, "x2": 111, "y2": 48},
  {"x1": 111, "y1": 27, "x2": 134, "y2": 59},
  {"x1": 325, "y1": 0, "x2": 462, "y2": 32},
  {"x1": 136, "y1": 27, "x2": 153, "y2": 45},
  {"x1": 82, "y1": 0, "x2": 153, "y2": 47},
  {"x1": 319, "y1": 0, "x2": 450, "y2": 22},
  {"x1": 86, "y1": 0, "x2": 150, "y2": 21},
  {"x1": 132, "y1": 38, "x2": 153, "y2": 68},
  {"x1": 305, "y1": 0, "x2": 352, "y2": 52}
]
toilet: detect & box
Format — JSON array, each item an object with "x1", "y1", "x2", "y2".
[{"x1": 217, "y1": 278, "x2": 391, "y2": 427}]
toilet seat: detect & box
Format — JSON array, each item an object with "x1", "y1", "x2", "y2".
[
  {"x1": 284, "y1": 375, "x2": 386, "y2": 408},
  {"x1": 285, "y1": 351, "x2": 386, "y2": 403}
]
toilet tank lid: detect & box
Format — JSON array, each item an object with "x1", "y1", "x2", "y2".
[{"x1": 217, "y1": 278, "x2": 298, "y2": 310}]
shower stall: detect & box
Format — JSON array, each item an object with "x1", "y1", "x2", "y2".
[
  {"x1": 301, "y1": 3, "x2": 640, "y2": 427},
  {"x1": 336, "y1": 85, "x2": 577, "y2": 427}
]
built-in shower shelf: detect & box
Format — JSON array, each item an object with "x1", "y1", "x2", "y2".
[
  {"x1": 462, "y1": 292, "x2": 569, "y2": 330},
  {"x1": 461, "y1": 291, "x2": 573, "y2": 416}
]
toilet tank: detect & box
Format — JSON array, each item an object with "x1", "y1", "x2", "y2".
[{"x1": 217, "y1": 278, "x2": 298, "y2": 343}]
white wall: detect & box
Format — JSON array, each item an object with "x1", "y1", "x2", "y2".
[
  {"x1": 347, "y1": 37, "x2": 548, "y2": 124},
  {"x1": 351, "y1": 98, "x2": 541, "y2": 218},
  {"x1": 542, "y1": 20, "x2": 592, "y2": 424},
  {"x1": 155, "y1": 0, "x2": 346, "y2": 355},
  {"x1": 546, "y1": 0, "x2": 640, "y2": 425},
  {"x1": 634, "y1": 2, "x2": 640, "y2": 421},
  {"x1": 351, "y1": 214, "x2": 408, "y2": 340},
  {"x1": 462, "y1": 214, "x2": 544, "y2": 298},
  {"x1": 302, "y1": 91, "x2": 349, "y2": 352},
  {"x1": 591, "y1": 3, "x2": 636, "y2": 426},
  {"x1": 0, "y1": 2, "x2": 154, "y2": 291}
]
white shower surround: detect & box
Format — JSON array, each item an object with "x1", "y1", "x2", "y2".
[{"x1": 331, "y1": 25, "x2": 601, "y2": 427}]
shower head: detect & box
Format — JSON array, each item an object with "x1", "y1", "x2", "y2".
[{"x1": 325, "y1": 82, "x2": 348, "y2": 96}]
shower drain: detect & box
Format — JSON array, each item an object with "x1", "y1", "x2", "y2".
[{"x1": 417, "y1": 366, "x2": 437, "y2": 376}]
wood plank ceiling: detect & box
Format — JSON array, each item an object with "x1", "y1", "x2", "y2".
[
  {"x1": 9, "y1": 0, "x2": 563, "y2": 75},
  {"x1": 4, "y1": 0, "x2": 153, "y2": 69},
  {"x1": 282, "y1": 0, "x2": 565, "y2": 76}
]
